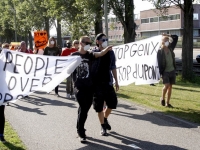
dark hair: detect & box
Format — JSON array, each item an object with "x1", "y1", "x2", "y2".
[{"x1": 95, "y1": 33, "x2": 106, "y2": 47}]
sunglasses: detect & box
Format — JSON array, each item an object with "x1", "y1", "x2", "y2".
[
  {"x1": 83, "y1": 42, "x2": 92, "y2": 45},
  {"x1": 99, "y1": 38, "x2": 108, "y2": 42}
]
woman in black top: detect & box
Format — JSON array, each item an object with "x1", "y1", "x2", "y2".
[{"x1": 43, "y1": 37, "x2": 60, "y2": 96}]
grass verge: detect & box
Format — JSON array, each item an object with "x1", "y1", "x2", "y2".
[
  {"x1": 0, "y1": 121, "x2": 26, "y2": 150},
  {"x1": 117, "y1": 76, "x2": 200, "y2": 124}
]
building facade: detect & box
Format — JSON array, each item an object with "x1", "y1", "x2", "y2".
[{"x1": 103, "y1": 4, "x2": 200, "y2": 41}]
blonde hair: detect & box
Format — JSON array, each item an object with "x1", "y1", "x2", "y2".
[{"x1": 79, "y1": 36, "x2": 90, "y2": 43}]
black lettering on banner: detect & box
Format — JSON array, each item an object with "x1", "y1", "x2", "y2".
[
  {"x1": 42, "y1": 77, "x2": 52, "y2": 87},
  {"x1": 3, "y1": 51, "x2": 13, "y2": 71},
  {"x1": 113, "y1": 47, "x2": 119, "y2": 58},
  {"x1": 0, "y1": 93, "x2": 2, "y2": 100},
  {"x1": 8, "y1": 76, "x2": 17, "y2": 90},
  {"x1": 151, "y1": 41, "x2": 159, "y2": 54},
  {"x1": 55, "y1": 59, "x2": 68, "y2": 74},
  {"x1": 144, "y1": 43, "x2": 150, "y2": 56},
  {"x1": 34, "y1": 57, "x2": 45, "y2": 76},
  {"x1": 4, "y1": 93, "x2": 13, "y2": 103},
  {"x1": 30, "y1": 79, "x2": 40, "y2": 92},
  {"x1": 124, "y1": 45, "x2": 129, "y2": 59},
  {"x1": 137, "y1": 64, "x2": 143, "y2": 79},
  {"x1": 20, "y1": 77, "x2": 29, "y2": 92},
  {"x1": 143, "y1": 64, "x2": 149, "y2": 80},
  {"x1": 116, "y1": 66, "x2": 122, "y2": 82},
  {"x1": 117, "y1": 65, "x2": 131, "y2": 81},
  {"x1": 24, "y1": 56, "x2": 33, "y2": 74},
  {"x1": 45, "y1": 58, "x2": 52, "y2": 76},
  {"x1": 130, "y1": 44, "x2": 137, "y2": 57},
  {"x1": 148, "y1": 66, "x2": 153, "y2": 79},
  {"x1": 137, "y1": 44, "x2": 144, "y2": 56},
  {"x1": 16, "y1": 95, "x2": 24, "y2": 99},
  {"x1": 117, "y1": 48, "x2": 124, "y2": 60},
  {"x1": 133, "y1": 64, "x2": 137, "y2": 79},
  {"x1": 14, "y1": 54, "x2": 23, "y2": 73}
]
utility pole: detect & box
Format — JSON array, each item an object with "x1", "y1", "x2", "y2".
[{"x1": 104, "y1": 0, "x2": 108, "y2": 44}]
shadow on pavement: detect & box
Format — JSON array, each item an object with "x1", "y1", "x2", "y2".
[
  {"x1": 112, "y1": 108, "x2": 199, "y2": 129},
  {"x1": 77, "y1": 131, "x2": 186, "y2": 150}
]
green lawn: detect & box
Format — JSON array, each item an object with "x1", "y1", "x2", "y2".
[
  {"x1": 0, "y1": 121, "x2": 26, "y2": 150},
  {"x1": 117, "y1": 76, "x2": 200, "y2": 124}
]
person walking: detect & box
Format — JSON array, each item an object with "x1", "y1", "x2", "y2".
[
  {"x1": 43, "y1": 37, "x2": 61, "y2": 96},
  {"x1": 71, "y1": 36, "x2": 112, "y2": 143},
  {"x1": 157, "y1": 33, "x2": 178, "y2": 108},
  {"x1": 61, "y1": 40, "x2": 79, "y2": 99},
  {"x1": 92, "y1": 33, "x2": 119, "y2": 136}
]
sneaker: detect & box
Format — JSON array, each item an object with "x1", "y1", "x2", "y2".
[
  {"x1": 165, "y1": 104, "x2": 173, "y2": 108},
  {"x1": 66, "y1": 94, "x2": 70, "y2": 99},
  {"x1": 0, "y1": 136, "x2": 6, "y2": 143},
  {"x1": 70, "y1": 95, "x2": 75, "y2": 99},
  {"x1": 100, "y1": 124, "x2": 108, "y2": 136},
  {"x1": 104, "y1": 120, "x2": 111, "y2": 130},
  {"x1": 77, "y1": 130, "x2": 86, "y2": 143},
  {"x1": 6, "y1": 102, "x2": 10, "y2": 106},
  {"x1": 55, "y1": 93, "x2": 60, "y2": 97},
  {"x1": 160, "y1": 97, "x2": 165, "y2": 106}
]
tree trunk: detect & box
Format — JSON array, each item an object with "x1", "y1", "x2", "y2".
[
  {"x1": 44, "y1": 17, "x2": 50, "y2": 39},
  {"x1": 124, "y1": 0, "x2": 135, "y2": 44},
  {"x1": 29, "y1": 31, "x2": 33, "y2": 50},
  {"x1": 182, "y1": 0, "x2": 194, "y2": 80},
  {"x1": 56, "y1": 19, "x2": 62, "y2": 48},
  {"x1": 94, "y1": 2, "x2": 103, "y2": 36}
]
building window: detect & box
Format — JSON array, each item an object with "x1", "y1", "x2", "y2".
[
  {"x1": 141, "y1": 18, "x2": 149, "y2": 23},
  {"x1": 159, "y1": 16, "x2": 168, "y2": 22},
  {"x1": 193, "y1": 13, "x2": 199, "y2": 20},
  {"x1": 169, "y1": 14, "x2": 180, "y2": 20},
  {"x1": 193, "y1": 30, "x2": 199, "y2": 36},
  {"x1": 150, "y1": 17, "x2": 158, "y2": 22}
]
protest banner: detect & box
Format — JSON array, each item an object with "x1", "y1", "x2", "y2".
[
  {"x1": 34, "y1": 30, "x2": 48, "y2": 49},
  {"x1": 0, "y1": 49, "x2": 82, "y2": 105},
  {"x1": 113, "y1": 35, "x2": 162, "y2": 86}
]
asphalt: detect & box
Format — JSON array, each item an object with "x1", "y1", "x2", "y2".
[{"x1": 4, "y1": 82, "x2": 200, "y2": 150}]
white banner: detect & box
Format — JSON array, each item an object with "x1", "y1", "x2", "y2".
[
  {"x1": 0, "y1": 49, "x2": 82, "y2": 105},
  {"x1": 113, "y1": 35, "x2": 162, "y2": 86}
]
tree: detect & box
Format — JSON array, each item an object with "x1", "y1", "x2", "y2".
[
  {"x1": 109, "y1": 0, "x2": 136, "y2": 43},
  {"x1": 147, "y1": 0, "x2": 194, "y2": 81}
]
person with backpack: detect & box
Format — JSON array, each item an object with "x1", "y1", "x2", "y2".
[
  {"x1": 92, "y1": 33, "x2": 119, "y2": 136},
  {"x1": 71, "y1": 36, "x2": 112, "y2": 143},
  {"x1": 157, "y1": 33, "x2": 178, "y2": 108}
]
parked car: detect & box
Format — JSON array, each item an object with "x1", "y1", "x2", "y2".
[{"x1": 196, "y1": 54, "x2": 200, "y2": 63}]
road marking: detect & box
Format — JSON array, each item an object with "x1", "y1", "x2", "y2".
[{"x1": 128, "y1": 144, "x2": 142, "y2": 149}]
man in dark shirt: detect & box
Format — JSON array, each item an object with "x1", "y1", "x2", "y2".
[
  {"x1": 71, "y1": 36, "x2": 112, "y2": 143},
  {"x1": 92, "y1": 33, "x2": 119, "y2": 136}
]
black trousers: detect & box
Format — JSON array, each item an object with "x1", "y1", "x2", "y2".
[
  {"x1": 75, "y1": 87, "x2": 93, "y2": 132},
  {"x1": 0, "y1": 105, "x2": 5, "y2": 135}
]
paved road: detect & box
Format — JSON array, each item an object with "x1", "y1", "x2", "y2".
[{"x1": 5, "y1": 82, "x2": 200, "y2": 150}]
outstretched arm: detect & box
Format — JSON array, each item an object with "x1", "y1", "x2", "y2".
[{"x1": 93, "y1": 46, "x2": 113, "y2": 58}]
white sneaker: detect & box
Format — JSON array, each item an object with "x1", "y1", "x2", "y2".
[
  {"x1": 66, "y1": 94, "x2": 70, "y2": 99},
  {"x1": 70, "y1": 95, "x2": 75, "y2": 99}
]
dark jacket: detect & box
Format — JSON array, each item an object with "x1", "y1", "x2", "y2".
[{"x1": 157, "y1": 35, "x2": 178, "y2": 76}]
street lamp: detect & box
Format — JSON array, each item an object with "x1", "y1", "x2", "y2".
[{"x1": 104, "y1": 0, "x2": 108, "y2": 44}]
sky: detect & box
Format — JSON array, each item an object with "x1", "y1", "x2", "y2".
[{"x1": 50, "y1": 1, "x2": 154, "y2": 36}]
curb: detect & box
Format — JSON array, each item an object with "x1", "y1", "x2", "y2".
[{"x1": 118, "y1": 98, "x2": 200, "y2": 132}]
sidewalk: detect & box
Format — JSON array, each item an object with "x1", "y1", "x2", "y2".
[{"x1": 5, "y1": 82, "x2": 200, "y2": 150}]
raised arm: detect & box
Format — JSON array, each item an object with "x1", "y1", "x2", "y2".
[{"x1": 93, "y1": 46, "x2": 113, "y2": 58}]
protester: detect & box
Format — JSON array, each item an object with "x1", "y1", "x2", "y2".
[
  {"x1": 61, "y1": 40, "x2": 78, "y2": 99},
  {"x1": 71, "y1": 36, "x2": 112, "y2": 142},
  {"x1": 92, "y1": 33, "x2": 119, "y2": 136},
  {"x1": 18, "y1": 41, "x2": 33, "y2": 54},
  {"x1": 43, "y1": 37, "x2": 61, "y2": 96},
  {"x1": 157, "y1": 33, "x2": 178, "y2": 108},
  {"x1": 0, "y1": 105, "x2": 6, "y2": 143}
]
